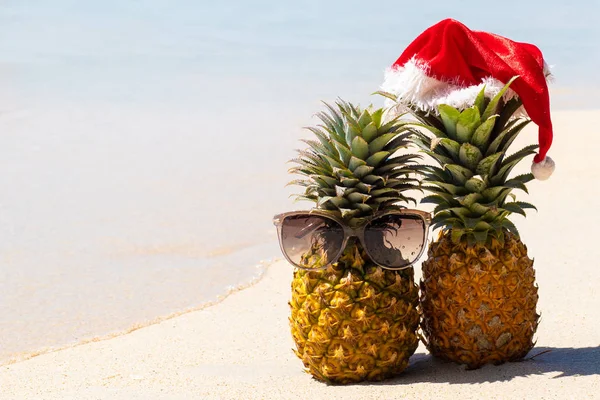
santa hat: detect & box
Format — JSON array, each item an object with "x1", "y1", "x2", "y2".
[{"x1": 382, "y1": 19, "x2": 555, "y2": 180}]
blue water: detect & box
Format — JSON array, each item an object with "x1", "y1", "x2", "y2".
[{"x1": 0, "y1": 0, "x2": 598, "y2": 363}]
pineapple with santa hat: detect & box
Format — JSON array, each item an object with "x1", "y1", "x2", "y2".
[{"x1": 380, "y1": 18, "x2": 555, "y2": 368}]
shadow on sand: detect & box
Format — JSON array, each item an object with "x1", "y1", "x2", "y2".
[{"x1": 378, "y1": 346, "x2": 600, "y2": 385}]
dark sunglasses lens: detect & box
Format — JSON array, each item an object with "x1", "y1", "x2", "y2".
[
  {"x1": 280, "y1": 215, "x2": 344, "y2": 269},
  {"x1": 364, "y1": 215, "x2": 425, "y2": 268}
]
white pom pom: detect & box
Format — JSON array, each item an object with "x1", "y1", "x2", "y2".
[{"x1": 531, "y1": 156, "x2": 555, "y2": 180}]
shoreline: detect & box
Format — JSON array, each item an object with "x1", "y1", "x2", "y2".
[{"x1": 1, "y1": 257, "x2": 279, "y2": 368}]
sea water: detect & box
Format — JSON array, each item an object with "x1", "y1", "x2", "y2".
[{"x1": 0, "y1": 0, "x2": 598, "y2": 363}]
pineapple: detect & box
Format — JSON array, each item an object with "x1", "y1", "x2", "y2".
[
  {"x1": 405, "y1": 78, "x2": 540, "y2": 369},
  {"x1": 285, "y1": 100, "x2": 422, "y2": 383}
]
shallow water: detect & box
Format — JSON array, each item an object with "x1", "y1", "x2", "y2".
[{"x1": 0, "y1": 0, "x2": 598, "y2": 363}]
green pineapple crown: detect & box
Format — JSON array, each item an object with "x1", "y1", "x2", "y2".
[
  {"x1": 401, "y1": 77, "x2": 538, "y2": 245},
  {"x1": 288, "y1": 100, "x2": 422, "y2": 227}
]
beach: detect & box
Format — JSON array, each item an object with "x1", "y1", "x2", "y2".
[
  {"x1": 2, "y1": 0, "x2": 600, "y2": 363},
  {"x1": 2, "y1": 110, "x2": 600, "y2": 398},
  {"x1": 2, "y1": 0, "x2": 600, "y2": 398}
]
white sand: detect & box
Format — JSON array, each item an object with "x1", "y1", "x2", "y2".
[{"x1": 1, "y1": 110, "x2": 600, "y2": 399}]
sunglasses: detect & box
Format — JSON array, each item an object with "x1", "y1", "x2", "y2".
[{"x1": 273, "y1": 209, "x2": 431, "y2": 271}]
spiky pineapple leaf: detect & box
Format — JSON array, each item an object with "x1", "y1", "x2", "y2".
[
  {"x1": 438, "y1": 104, "x2": 460, "y2": 139},
  {"x1": 311, "y1": 175, "x2": 337, "y2": 187},
  {"x1": 459, "y1": 143, "x2": 483, "y2": 171},
  {"x1": 491, "y1": 149, "x2": 537, "y2": 186},
  {"x1": 433, "y1": 202, "x2": 453, "y2": 215},
  {"x1": 339, "y1": 177, "x2": 359, "y2": 187},
  {"x1": 464, "y1": 177, "x2": 487, "y2": 193},
  {"x1": 378, "y1": 116, "x2": 404, "y2": 134},
  {"x1": 332, "y1": 167, "x2": 353, "y2": 179},
  {"x1": 423, "y1": 151, "x2": 455, "y2": 166},
  {"x1": 496, "y1": 188, "x2": 514, "y2": 205},
  {"x1": 302, "y1": 127, "x2": 339, "y2": 156},
  {"x1": 344, "y1": 101, "x2": 361, "y2": 119},
  {"x1": 515, "y1": 201, "x2": 537, "y2": 211},
  {"x1": 368, "y1": 133, "x2": 397, "y2": 153},
  {"x1": 472, "y1": 229, "x2": 489, "y2": 243},
  {"x1": 502, "y1": 179, "x2": 528, "y2": 193},
  {"x1": 348, "y1": 156, "x2": 366, "y2": 171},
  {"x1": 340, "y1": 208, "x2": 360, "y2": 219},
  {"x1": 351, "y1": 136, "x2": 369, "y2": 159},
  {"x1": 456, "y1": 106, "x2": 481, "y2": 143},
  {"x1": 428, "y1": 181, "x2": 468, "y2": 196},
  {"x1": 362, "y1": 122, "x2": 379, "y2": 142},
  {"x1": 481, "y1": 186, "x2": 510, "y2": 203},
  {"x1": 372, "y1": 90, "x2": 398, "y2": 101},
  {"x1": 383, "y1": 131, "x2": 412, "y2": 152},
  {"x1": 333, "y1": 141, "x2": 352, "y2": 165},
  {"x1": 357, "y1": 109, "x2": 372, "y2": 128},
  {"x1": 451, "y1": 228, "x2": 465, "y2": 244},
  {"x1": 328, "y1": 196, "x2": 350, "y2": 208},
  {"x1": 353, "y1": 165, "x2": 375, "y2": 179},
  {"x1": 318, "y1": 187, "x2": 336, "y2": 197},
  {"x1": 335, "y1": 185, "x2": 351, "y2": 197},
  {"x1": 293, "y1": 194, "x2": 318, "y2": 203},
  {"x1": 457, "y1": 193, "x2": 483, "y2": 207},
  {"x1": 481, "y1": 76, "x2": 520, "y2": 121},
  {"x1": 423, "y1": 165, "x2": 452, "y2": 181},
  {"x1": 469, "y1": 202, "x2": 491, "y2": 215},
  {"x1": 474, "y1": 86, "x2": 488, "y2": 115},
  {"x1": 365, "y1": 151, "x2": 390, "y2": 167},
  {"x1": 286, "y1": 179, "x2": 311, "y2": 188},
  {"x1": 500, "y1": 144, "x2": 539, "y2": 168},
  {"x1": 501, "y1": 218, "x2": 520, "y2": 237},
  {"x1": 370, "y1": 108, "x2": 384, "y2": 127},
  {"x1": 473, "y1": 221, "x2": 492, "y2": 231},
  {"x1": 362, "y1": 175, "x2": 384, "y2": 185},
  {"x1": 487, "y1": 119, "x2": 530, "y2": 156},
  {"x1": 347, "y1": 192, "x2": 371, "y2": 203},
  {"x1": 494, "y1": 96, "x2": 523, "y2": 132},
  {"x1": 370, "y1": 187, "x2": 399, "y2": 197},
  {"x1": 470, "y1": 115, "x2": 498, "y2": 150},
  {"x1": 343, "y1": 123, "x2": 362, "y2": 147},
  {"x1": 434, "y1": 138, "x2": 460, "y2": 159},
  {"x1": 300, "y1": 139, "x2": 338, "y2": 161},
  {"x1": 431, "y1": 217, "x2": 463, "y2": 231},
  {"x1": 384, "y1": 153, "x2": 422, "y2": 166},
  {"x1": 476, "y1": 152, "x2": 503, "y2": 176},
  {"x1": 411, "y1": 123, "x2": 446, "y2": 138},
  {"x1": 409, "y1": 107, "x2": 446, "y2": 131},
  {"x1": 445, "y1": 164, "x2": 474, "y2": 184},
  {"x1": 513, "y1": 173, "x2": 535, "y2": 184},
  {"x1": 421, "y1": 188, "x2": 457, "y2": 203},
  {"x1": 411, "y1": 133, "x2": 431, "y2": 152},
  {"x1": 322, "y1": 155, "x2": 345, "y2": 170},
  {"x1": 421, "y1": 195, "x2": 448, "y2": 205},
  {"x1": 502, "y1": 202, "x2": 526, "y2": 217}
]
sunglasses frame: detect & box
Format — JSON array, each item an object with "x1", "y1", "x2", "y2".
[{"x1": 273, "y1": 209, "x2": 431, "y2": 271}]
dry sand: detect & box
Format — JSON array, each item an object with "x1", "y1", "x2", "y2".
[{"x1": 1, "y1": 110, "x2": 600, "y2": 399}]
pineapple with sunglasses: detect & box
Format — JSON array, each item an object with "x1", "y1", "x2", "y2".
[
  {"x1": 380, "y1": 19, "x2": 555, "y2": 368},
  {"x1": 274, "y1": 100, "x2": 429, "y2": 383}
]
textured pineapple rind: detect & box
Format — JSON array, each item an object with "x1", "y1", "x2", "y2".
[
  {"x1": 289, "y1": 244, "x2": 420, "y2": 384},
  {"x1": 420, "y1": 230, "x2": 539, "y2": 369}
]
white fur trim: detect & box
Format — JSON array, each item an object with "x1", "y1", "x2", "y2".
[
  {"x1": 531, "y1": 156, "x2": 555, "y2": 180},
  {"x1": 543, "y1": 61, "x2": 554, "y2": 82},
  {"x1": 381, "y1": 57, "x2": 523, "y2": 116}
]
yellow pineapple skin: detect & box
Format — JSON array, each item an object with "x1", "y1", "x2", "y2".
[
  {"x1": 420, "y1": 230, "x2": 539, "y2": 369},
  {"x1": 289, "y1": 244, "x2": 420, "y2": 384}
]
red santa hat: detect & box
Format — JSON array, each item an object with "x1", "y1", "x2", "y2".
[{"x1": 382, "y1": 19, "x2": 555, "y2": 180}]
